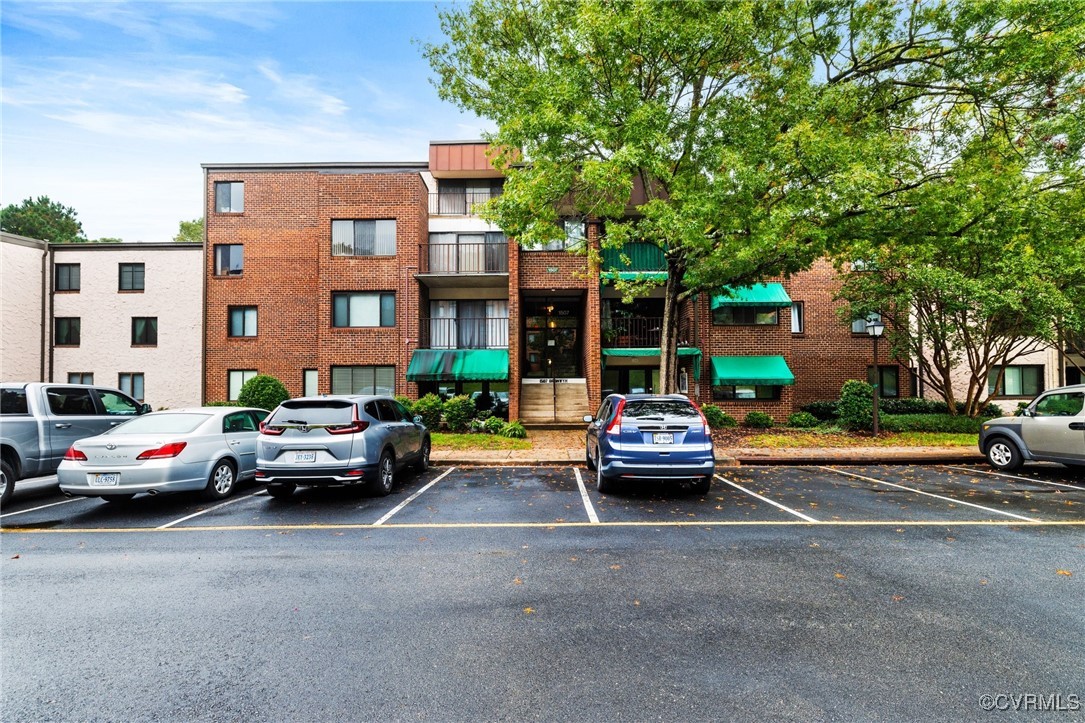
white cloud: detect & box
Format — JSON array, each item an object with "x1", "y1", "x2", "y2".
[{"x1": 256, "y1": 61, "x2": 349, "y2": 117}]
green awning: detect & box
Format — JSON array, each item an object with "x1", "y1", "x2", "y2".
[
  {"x1": 600, "y1": 271, "x2": 668, "y2": 283},
  {"x1": 601, "y1": 347, "x2": 702, "y2": 380},
  {"x1": 406, "y1": 349, "x2": 509, "y2": 382},
  {"x1": 710, "y1": 283, "x2": 792, "y2": 308},
  {"x1": 710, "y1": 355, "x2": 795, "y2": 386}
]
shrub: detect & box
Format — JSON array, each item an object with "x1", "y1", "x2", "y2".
[
  {"x1": 412, "y1": 393, "x2": 444, "y2": 431},
  {"x1": 702, "y1": 404, "x2": 736, "y2": 428},
  {"x1": 787, "y1": 411, "x2": 820, "y2": 428},
  {"x1": 501, "y1": 420, "x2": 527, "y2": 438},
  {"x1": 838, "y1": 379, "x2": 875, "y2": 431},
  {"x1": 800, "y1": 400, "x2": 838, "y2": 421},
  {"x1": 879, "y1": 414, "x2": 987, "y2": 434},
  {"x1": 483, "y1": 416, "x2": 505, "y2": 435},
  {"x1": 443, "y1": 394, "x2": 475, "y2": 433},
  {"x1": 744, "y1": 411, "x2": 773, "y2": 428},
  {"x1": 204, "y1": 400, "x2": 232, "y2": 407},
  {"x1": 237, "y1": 374, "x2": 290, "y2": 411}
]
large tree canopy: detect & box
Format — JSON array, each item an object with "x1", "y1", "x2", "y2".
[
  {"x1": 173, "y1": 217, "x2": 204, "y2": 244},
  {"x1": 0, "y1": 196, "x2": 86, "y2": 243},
  {"x1": 425, "y1": 0, "x2": 1085, "y2": 393}
]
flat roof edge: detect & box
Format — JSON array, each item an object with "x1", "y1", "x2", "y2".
[{"x1": 201, "y1": 161, "x2": 428, "y2": 172}]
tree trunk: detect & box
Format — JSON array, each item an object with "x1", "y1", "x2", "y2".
[{"x1": 659, "y1": 261, "x2": 684, "y2": 394}]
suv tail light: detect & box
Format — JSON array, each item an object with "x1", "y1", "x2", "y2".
[
  {"x1": 64, "y1": 446, "x2": 87, "y2": 461},
  {"x1": 136, "y1": 442, "x2": 188, "y2": 460},
  {"x1": 692, "y1": 402, "x2": 710, "y2": 432},
  {"x1": 259, "y1": 421, "x2": 284, "y2": 436},
  {"x1": 327, "y1": 406, "x2": 369, "y2": 435},
  {"x1": 605, "y1": 399, "x2": 626, "y2": 436}
]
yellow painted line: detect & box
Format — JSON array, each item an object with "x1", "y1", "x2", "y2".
[{"x1": 3, "y1": 519, "x2": 1084, "y2": 534}]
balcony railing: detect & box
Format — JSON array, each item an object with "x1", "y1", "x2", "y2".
[
  {"x1": 419, "y1": 243, "x2": 509, "y2": 274},
  {"x1": 600, "y1": 242, "x2": 668, "y2": 273},
  {"x1": 419, "y1": 317, "x2": 509, "y2": 349},
  {"x1": 428, "y1": 191, "x2": 500, "y2": 216},
  {"x1": 602, "y1": 316, "x2": 692, "y2": 348}
]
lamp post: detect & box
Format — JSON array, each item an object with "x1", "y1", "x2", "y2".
[{"x1": 867, "y1": 318, "x2": 885, "y2": 436}]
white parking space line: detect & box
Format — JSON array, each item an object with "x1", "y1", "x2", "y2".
[
  {"x1": 715, "y1": 474, "x2": 819, "y2": 523},
  {"x1": 156, "y1": 490, "x2": 264, "y2": 530},
  {"x1": 821, "y1": 467, "x2": 1038, "y2": 522},
  {"x1": 1, "y1": 497, "x2": 83, "y2": 518},
  {"x1": 373, "y1": 467, "x2": 457, "y2": 526},
  {"x1": 572, "y1": 467, "x2": 601, "y2": 524},
  {"x1": 942, "y1": 465, "x2": 1085, "y2": 491}
]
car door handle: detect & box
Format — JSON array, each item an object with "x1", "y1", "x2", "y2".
[
  {"x1": 109, "y1": 421, "x2": 121, "y2": 426},
  {"x1": 55, "y1": 423, "x2": 72, "y2": 429},
  {"x1": 1069, "y1": 422, "x2": 1085, "y2": 431},
  {"x1": 229, "y1": 440, "x2": 241, "y2": 445}
]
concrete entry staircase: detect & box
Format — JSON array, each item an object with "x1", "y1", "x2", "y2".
[{"x1": 519, "y1": 379, "x2": 591, "y2": 426}]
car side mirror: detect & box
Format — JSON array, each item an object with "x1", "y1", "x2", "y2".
[
  {"x1": 583, "y1": 415, "x2": 594, "y2": 423},
  {"x1": 1020, "y1": 408, "x2": 1033, "y2": 418},
  {"x1": 139, "y1": 403, "x2": 152, "y2": 415},
  {"x1": 413, "y1": 415, "x2": 423, "y2": 425}
]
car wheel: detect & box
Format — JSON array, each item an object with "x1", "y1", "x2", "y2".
[
  {"x1": 585, "y1": 442, "x2": 596, "y2": 470},
  {"x1": 595, "y1": 450, "x2": 616, "y2": 494},
  {"x1": 204, "y1": 460, "x2": 237, "y2": 500},
  {"x1": 102, "y1": 494, "x2": 135, "y2": 503},
  {"x1": 691, "y1": 476, "x2": 711, "y2": 494},
  {"x1": 369, "y1": 450, "x2": 395, "y2": 496},
  {"x1": 413, "y1": 438, "x2": 430, "y2": 473},
  {"x1": 986, "y1": 437, "x2": 1023, "y2": 471},
  {"x1": 266, "y1": 483, "x2": 296, "y2": 500},
  {"x1": 0, "y1": 460, "x2": 14, "y2": 507}
]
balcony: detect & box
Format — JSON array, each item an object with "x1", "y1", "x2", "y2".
[
  {"x1": 602, "y1": 316, "x2": 692, "y2": 348},
  {"x1": 600, "y1": 242, "x2": 667, "y2": 274},
  {"x1": 419, "y1": 317, "x2": 510, "y2": 350},
  {"x1": 428, "y1": 191, "x2": 500, "y2": 216},
  {"x1": 417, "y1": 242, "x2": 509, "y2": 289}
]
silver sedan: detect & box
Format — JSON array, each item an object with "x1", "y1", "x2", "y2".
[{"x1": 58, "y1": 407, "x2": 269, "y2": 502}]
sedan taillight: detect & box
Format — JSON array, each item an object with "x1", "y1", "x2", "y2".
[
  {"x1": 64, "y1": 446, "x2": 87, "y2": 461},
  {"x1": 136, "y1": 442, "x2": 188, "y2": 460}
]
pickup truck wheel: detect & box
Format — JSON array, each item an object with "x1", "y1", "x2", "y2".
[
  {"x1": 369, "y1": 450, "x2": 395, "y2": 496},
  {"x1": 986, "y1": 437, "x2": 1023, "y2": 471},
  {"x1": 204, "y1": 460, "x2": 236, "y2": 500},
  {"x1": 0, "y1": 460, "x2": 14, "y2": 507},
  {"x1": 102, "y1": 494, "x2": 135, "y2": 503}
]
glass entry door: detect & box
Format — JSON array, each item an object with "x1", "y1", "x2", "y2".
[{"x1": 523, "y1": 297, "x2": 582, "y2": 378}]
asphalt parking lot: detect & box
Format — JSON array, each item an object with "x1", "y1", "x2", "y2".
[{"x1": 3, "y1": 464, "x2": 1083, "y2": 722}]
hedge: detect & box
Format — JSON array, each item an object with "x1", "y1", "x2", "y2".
[{"x1": 879, "y1": 413, "x2": 988, "y2": 434}]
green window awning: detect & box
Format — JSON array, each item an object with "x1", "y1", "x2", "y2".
[
  {"x1": 710, "y1": 355, "x2": 795, "y2": 386},
  {"x1": 600, "y1": 271, "x2": 668, "y2": 283},
  {"x1": 710, "y1": 283, "x2": 792, "y2": 308},
  {"x1": 406, "y1": 349, "x2": 509, "y2": 382},
  {"x1": 601, "y1": 347, "x2": 702, "y2": 380}
]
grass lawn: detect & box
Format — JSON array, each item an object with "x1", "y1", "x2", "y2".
[{"x1": 431, "y1": 432, "x2": 532, "y2": 451}]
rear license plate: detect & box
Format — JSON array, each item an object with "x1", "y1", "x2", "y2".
[
  {"x1": 294, "y1": 452, "x2": 317, "y2": 463},
  {"x1": 90, "y1": 473, "x2": 120, "y2": 487},
  {"x1": 653, "y1": 433, "x2": 674, "y2": 445}
]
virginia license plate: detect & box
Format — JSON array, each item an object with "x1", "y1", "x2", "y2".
[
  {"x1": 294, "y1": 451, "x2": 317, "y2": 463},
  {"x1": 653, "y1": 432, "x2": 674, "y2": 444},
  {"x1": 90, "y1": 473, "x2": 120, "y2": 486}
]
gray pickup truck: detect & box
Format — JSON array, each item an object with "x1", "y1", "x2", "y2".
[{"x1": 0, "y1": 383, "x2": 151, "y2": 505}]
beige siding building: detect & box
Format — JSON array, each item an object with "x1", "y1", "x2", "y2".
[{"x1": 1, "y1": 232, "x2": 49, "y2": 381}]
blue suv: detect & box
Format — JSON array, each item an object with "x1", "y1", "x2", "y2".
[{"x1": 584, "y1": 394, "x2": 715, "y2": 494}]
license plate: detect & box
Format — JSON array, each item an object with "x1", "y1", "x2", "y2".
[
  {"x1": 89, "y1": 473, "x2": 120, "y2": 487},
  {"x1": 653, "y1": 433, "x2": 674, "y2": 445},
  {"x1": 294, "y1": 451, "x2": 317, "y2": 463}
]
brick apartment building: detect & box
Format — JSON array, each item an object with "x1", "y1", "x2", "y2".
[{"x1": 202, "y1": 141, "x2": 909, "y2": 423}]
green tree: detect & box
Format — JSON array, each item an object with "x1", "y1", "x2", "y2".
[
  {"x1": 0, "y1": 196, "x2": 85, "y2": 243},
  {"x1": 424, "y1": 0, "x2": 1084, "y2": 392},
  {"x1": 174, "y1": 217, "x2": 204, "y2": 244},
  {"x1": 93, "y1": 237, "x2": 124, "y2": 244}
]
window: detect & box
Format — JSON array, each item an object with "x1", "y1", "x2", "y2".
[
  {"x1": 1, "y1": 389, "x2": 29, "y2": 415},
  {"x1": 215, "y1": 182, "x2": 244, "y2": 213},
  {"x1": 228, "y1": 306, "x2": 257, "y2": 337},
  {"x1": 988, "y1": 365, "x2": 1043, "y2": 397},
  {"x1": 67, "y1": 373, "x2": 93, "y2": 384},
  {"x1": 331, "y1": 220, "x2": 396, "y2": 257},
  {"x1": 119, "y1": 263, "x2": 145, "y2": 291},
  {"x1": 713, "y1": 306, "x2": 779, "y2": 325},
  {"x1": 214, "y1": 245, "x2": 243, "y2": 275},
  {"x1": 55, "y1": 317, "x2": 80, "y2": 346},
  {"x1": 1034, "y1": 391, "x2": 1083, "y2": 417},
  {"x1": 55, "y1": 264, "x2": 80, "y2": 291},
  {"x1": 428, "y1": 299, "x2": 508, "y2": 349},
  {"x1": 132, "y1": 317, "x2": 158, "y2": 346},
  {"x1": 223, "y1": 411, "x2": 258, "y2": 433},
  {"x1": 712, "y1": 385, "x2": 781, "y2": 400},
  {"x1": 228, "y1": 370, "x2": 257, "y2": 401},
  {"x1": 791, "y1": 301, "x2": 804, "y2": 334},
  {"x1": 852, "y1": 312, "x2": 881, "y2": 334},
  {"x1": 524, "y1": 219, "x2": 586, "y2": 251},
  {"x1": 303, "y1": 369, "x2": 319, "y2": 397},
  {"x1": 98, "y1": 389, "x2": 140, "y2": 415},
  {"x1": 46, "y1": 388, "x2": 95, "y2": 415},
  {"x1": 434, "y1": 179, "x2": 503, "y2": 214},
  {"x1": 332, "y1": 292, "x2": 395, "y2": 328},
  {"x1": 867, "y1": 365, "x2": 900, "y2": 398},
  {"x1": 330, "y1": 366, "x2": 395, "y2": 395},
  {"x1": 119, "y1": 373, "x2": 145, "y2": 401}
]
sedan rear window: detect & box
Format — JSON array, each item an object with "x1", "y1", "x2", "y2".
[
  {"x1": 107, "y1": 413, "x2": 211, "y2": 435},
  {"x1": 622, "y1": 400, "x2": 699, "y2": 419},
  {"x1": 268, "y1": 401, "x2": 354, "y2": 426}
]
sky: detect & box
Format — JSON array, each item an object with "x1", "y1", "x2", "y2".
[{"x1": 1, "y1": 0, "x2": 489, "y2": 242}]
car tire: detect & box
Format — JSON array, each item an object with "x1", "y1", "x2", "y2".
[
  {"x1": 585, "y1": 442, "x2": 596, "y2": 470},
  {"x1": 266, "y1": 483, "x2": 296, "y2": 500},
  {"x1": 413, "y1": 438, "x2": 430, "y2": 473},
  {"x1": 369, "y1": 450, "x2": 395, "y2": 496},
  {"x1": 204, "y1": 460, "x2": 237, "y2": 500},
  {"x1": 985, "y1": 437, "x2": 1023, "y2": 471},
  {"x1": 0, "y1": 460, "x2": 14, "y2": 508},
  {"x1": 691, "y1": 476, "x2": 711, "y2": 494},
  {"x1": 102, "y1": 494, "x2": 135, "y2": 503},
  {"x1": 595, "y1": 451, "x2": 616, "y2": 494}
]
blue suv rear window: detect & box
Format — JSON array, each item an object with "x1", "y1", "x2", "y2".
[{"x1": 623, "y1": 400, "x2": 698, "y2": 419}]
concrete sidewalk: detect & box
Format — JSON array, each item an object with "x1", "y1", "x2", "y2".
[{"x1": 430, "y1": 428, "x2": 985, "y2": 467}]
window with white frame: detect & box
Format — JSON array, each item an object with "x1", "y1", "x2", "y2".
[
  {"x1": 331, "y1": 220, "x2": 396, "y2": 257},
  {"x1": 330, "y1": 366, "x2": 395, "y2": 395},
  {"x1": 228, "y1": 370, "x2": 256, "y2": 401},
  {"x1": 228, "y1": 306, "x2": 257, "y2": 337},
  {"x1": 303, "y1": 369, "x2": 318, "y2": 397},
  {"x1": 791, "y1": 301, "x2": 804, "y2": 334},
  {"x1": 332, "y1": 292, "x2": 395, "y2": 328},
  {"x1": 215, "y1": 182, "x2": 244, "y2": 213}
]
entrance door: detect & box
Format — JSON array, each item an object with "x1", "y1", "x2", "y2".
[
  {"x1": 523, "y1": 297, "x2": 582, "y2": 378},
  {"x1": 602, "y1": 366, "x2": 661, "y2": 395}
]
